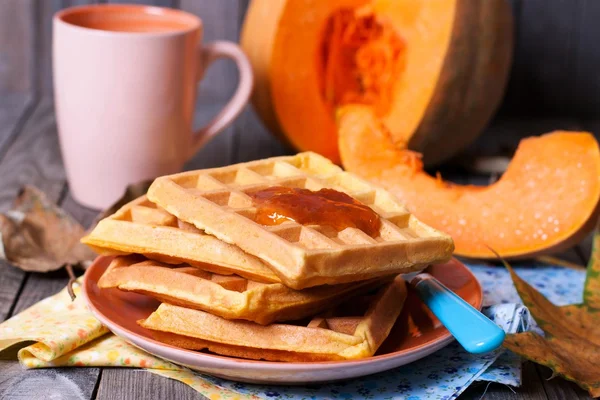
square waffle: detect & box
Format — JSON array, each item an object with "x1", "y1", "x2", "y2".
[
  {"x1": 82, "y1": 195, "x2": 280, "y2": 283},
  {"x1": 139, "y1": 275, "x2": 407, "y2": 362},
  {"x1": 99, "y1": 255, "x2": 388, "y2": 325},
  {"x1": 148, "y1": 152, "x2": 454, "y2": 289}
]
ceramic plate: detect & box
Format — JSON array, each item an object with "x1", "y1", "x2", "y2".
[{"x1": 82, "y1": 256, "x2": 482, "y2": 384}]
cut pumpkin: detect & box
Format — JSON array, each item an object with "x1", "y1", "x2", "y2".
[
  {"x1": 338, "y1": 105, "x2": 600, "y2": 259},
  {"x1": 241, "y1": 0, "x2": 513, "y2": 165}
]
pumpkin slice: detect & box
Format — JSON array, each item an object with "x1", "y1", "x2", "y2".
[
  {"x1": 338, "y1": 105, "x2": 600, "y2": 259},
  {"x1": 241, "y1": 0, "x2": 513, "y2": 165}
]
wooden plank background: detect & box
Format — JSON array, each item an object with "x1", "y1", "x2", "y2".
[
  {"x1": 0, "y1": 1, "x2": 284, "y2": 399},
  {"x1": 503, "y1": 0, "x2": 600, "y2": 117},
  {"x1": 2, "y1": 0, "x2": 600, "y2": 119},
  {"x1": 0, "y1": 1, "x2": 597, "y2": 399}
]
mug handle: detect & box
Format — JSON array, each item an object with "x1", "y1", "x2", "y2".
[{"x1": 188, "y1": 41, "x2": 253, "y2": 159}]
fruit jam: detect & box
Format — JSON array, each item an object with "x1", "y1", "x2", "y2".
[{"x1": 248, "y1": 187, "x2": 381, "y2": 237}]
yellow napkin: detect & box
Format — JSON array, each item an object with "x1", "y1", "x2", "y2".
[{"x1": 0, "y1": 280, "x2": 259, "y2": 400}]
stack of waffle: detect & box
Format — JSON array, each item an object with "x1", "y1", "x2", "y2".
[{"x1": 83, "y1": 152, "x2": 454, "y2": 361}]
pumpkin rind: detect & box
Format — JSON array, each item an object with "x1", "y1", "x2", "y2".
[
  {"x1": 402, "y1": 0, "x2": 514, "y2": 165},
  {"x1": 241, "y1": 0, "x2": 513, "y2": 165}
]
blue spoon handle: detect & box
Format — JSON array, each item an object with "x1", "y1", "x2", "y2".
[{"x1": 411, "y1": 273, "x2": 505, "y2": 354}]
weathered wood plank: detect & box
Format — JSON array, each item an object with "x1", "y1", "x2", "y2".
[
  {"x1": 574, "y1": 1, "x2": 600, "y2": 117},
  {"x1": 502, "y1": 0, "x2": 600, "y2": 119},
  {"x1": 500, "y1": 0, "x2": 521, "y2": 117},
  {"x1": 10, "y1": 267, "x2": 69, "y2": 315},
  {"x1": 0, "y1": 0, "x2": 34, "y2": 95},
  {"x1": 227, "y1": 0, "x2": 283, "y2": 162},
  {"x1": 582, "y1": 119, "x2": 600, "y2": 145},
  {"x1": 180, "y1": 0, "x2": 243, "y2": 102},
  {"x1": 459, "y1": 361, "x2": 548, "y2": 400},
  {"x1": 536, "y1": 365, "x2": 592, "y2": 400},
  {"x1": 97, "y1": 369, "x2": 204, "y2": 400},
  {"x1": 0, "y1": 135, "x2": 108, "y2": 400},
  {"x1": 0, "y1": 267, "x2": 101, "y2": 400},
  {"x1": 0, "y1": 93, "x2": 52, "y2": 321},
  {"x1": 36, "y1": 0, "x2": 61, "y2": 95},
  {"x1": 61, "y1": 191, "x2": 99, "y2": 229},
  {"x1": 0, "y1": 94, "x2": 35, "y2": 154},
  {"x1": 182, "y1": 100, "x2": 238, "y2": 170},
  {"x1": 0, "y1": 95, "x2": 36, "y2": 322},
  {"x1": 0, "y1": 258, "x2": 25, "y2": 329},
  {"x1": 0, "y1": 362, "x2": 99, "y2": 400},
  {"x1": 0, "y1": 264, "x2": 25, "y2": 323},
  {"x1": 228, "y1": 2, "x2": 300, "y2": 163},
  {"x1": 502, "y1": 0, "x2": 583, "y2": 116},
  {"x1": 1, "y1": 243, "x2": 101, "y2": 400},
  {"x1": 0, "y1": 97, "x2": 100, "y2": 400},
  {"x1": 177, "y1": 1, "x2": 248, "y2": 171},
  {"x1": 0, "y1": 99, "x2": 65, "y2": 206},
  {"x1": 9, "y1": 0, "x2": 600, "y2": 117},
  {"x1": 232, "y1": 107, "x2": 290, "y2": 164}
]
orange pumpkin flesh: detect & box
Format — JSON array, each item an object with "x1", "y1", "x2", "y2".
[
  {"x1": 319, "y1": 6, "x2": 406, "y2": 118},
  {"x1": 241, "y1": 0, "x2": 513, "y2": 165},
  {"x1": 338, "y1": 105, "x2": 600, "y2": 259}
]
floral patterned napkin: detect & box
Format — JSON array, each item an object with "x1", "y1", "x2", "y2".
[
  {"x1": 0, "y1": 263, "x2": 586, "y2": 400},
  {"x1": 0, "y1": 282, "x2": 257, "y2": 400},
  {"x1": 200, "y1": 302, "x2": 529, "y2": 400}
]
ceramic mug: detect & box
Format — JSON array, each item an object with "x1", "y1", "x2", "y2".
[{"x1": 53, "y1": 5, "x2": 253, "y2": 209}]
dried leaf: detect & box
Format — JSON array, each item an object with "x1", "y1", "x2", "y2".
[
  {"x1": 502, "y1": 221, "x2": 600, "y2": 397},
  {"x1": 0, "y1": 186, "x2": 96, "y2": 272},
  {"x1": 90, "y1": 180, "x2": 152, "y2": 229}
]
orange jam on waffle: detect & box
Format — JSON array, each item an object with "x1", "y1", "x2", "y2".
[{"x1": 248, "y1": 187, "x2": 381, "y2": 236}]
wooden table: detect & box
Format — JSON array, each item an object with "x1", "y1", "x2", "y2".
[{"x1": 0, "y1": 96, "x2": 594, "y2": 399}]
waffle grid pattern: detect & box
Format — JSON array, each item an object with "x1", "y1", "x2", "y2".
[
  {"x1": 167, "y1": 154, "x2": 434, "y2": 251},
  {"x1": 118, "y1": 197, "x2": 201, "y2": 233},
  {"x1": 82, "y1": 196, "x2": 281, "y2": 283},
  {"x1": 148, "y1": 152, "x2": 454, "y2": 288}
]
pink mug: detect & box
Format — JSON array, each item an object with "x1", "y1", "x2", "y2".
[{"x1": 53, "y1": 5, "x2": 253, "y2": 209}]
